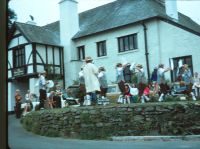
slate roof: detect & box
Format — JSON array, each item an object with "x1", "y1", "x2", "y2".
[
  {"x1": 12, "y1": 0, "x2": 200, "y2": 44},
  {"x1": 14, "y1": 22, "x2": 61, "y2": 46},
  {"x1": 73, "y1": 0, "x2": 200, "y2": 39}
]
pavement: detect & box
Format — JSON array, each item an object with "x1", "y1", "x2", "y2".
[{"x1": 8, "y1": 114, "x2": 200, "y2": 149}]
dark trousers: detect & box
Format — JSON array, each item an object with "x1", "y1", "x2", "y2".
[
  {"x1": 100, "y1": 87, "x2": 108, "y2": 97},
  {"x1": 15, "y1": 102, "x2": 21, "y2": 118},
  {"x1": 78, "y1": 84, "x2": 86, "y2": 105},
  {"x1": 159, "y1": 83, "x2": 170, "y2": 95},
  {"x1": 39, "y1": 89, "x2": 46, "y2": 109},
  {"x1": 118, "y1": 81, "x2": 125, "y2": 95},
  {"x1": 138, "y1": 82, "x2": 146, "y2": 97},
  {"x1": 53, "y1": 96, "x2": 61, "y2": 108}
]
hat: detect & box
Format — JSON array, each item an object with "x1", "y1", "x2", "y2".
[
  {"x1": 136, "y1": 64, "x2": 143, "y2": 68},
  {"x1": 127, "y1": 63, "x2": 131, "y2": 66},
  {"x1": 183, "y1": 64, "x2": 188, "y2": 68},
  {"x1": 41, "y1": 70, "x2": 46, "y2": 74},
  {"x1": 85, "y1": 56, "x2": 93, "y2": 62},
  {"x1": 116, "y1": 63, "x2": 122, "y2": 67},
  {"x1": 158, "y1": 64, "x2": 164, "y2": 68},
  {"x1": 99, "y1": 66, "x2": 105, "y2": 71}
]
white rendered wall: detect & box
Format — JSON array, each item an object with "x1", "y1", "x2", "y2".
[
  {"x1": 36, "y1": 45, "x2": 46, "y2": 63},
  {"x1": 74, "y1": 24, "x2": 146, "y2": 84},
  {"x1": 8, "y1": 81, "x2": 28, "y2": 111},
  {"x1": 8, "y1": 50, "x2": 13, "y2": 78},
  {"x1": 158, "y1": 20, "x2": 200, "y2": 74},
  {"x1": 73, "y1": 20, "x2": 200, "y2": 84},
  {"x1": 26, "y1": 44, "x2": 34, "y2": 74},
  {"x1": 8, "y1": 33, "x2": 28, "y2": 49},
  {"x1": 165, "y1": 0, "x2": 178, "y2": 20},
  {"x1": 29, "y1": 78, "x2": 39, "y2": 97}
]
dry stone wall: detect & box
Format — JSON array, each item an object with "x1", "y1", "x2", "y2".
[{"x1": 21, "y1": 101, "x2": 200, "y2": 139}]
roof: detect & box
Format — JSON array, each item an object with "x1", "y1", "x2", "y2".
[
  {"x1": 11, "y1": 0, "x2": 200, "y2": 43},
  {"x1": 73, "y1": 0, "x2": 200, "y2": 39},
  {"x1": 13, "y1": 22, "x2": 61, "y2": 46}
]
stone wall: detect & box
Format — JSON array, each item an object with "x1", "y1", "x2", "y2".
[{"x1": 21, "y1": 101, "x2": 200, "y2": 139}]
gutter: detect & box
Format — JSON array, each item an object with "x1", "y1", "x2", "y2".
[{"x1": 142, "y1": 23, "x2": 150, "y2": 83}]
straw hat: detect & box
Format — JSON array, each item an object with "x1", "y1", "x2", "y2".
[
  {"x1": 158, "y1": 64, "x2": 164, "y2": 68},
  {"x1": 85, "y1": 56, "x2": 93, "y2": 62},
  {"x1": 116, "y1": 63, "x2": 122, "y2": 67},
  {"x1": 41, "y1": 70, "x2": 46, "y2": 74},
  {"x1": 99, "y1": 66, "x2": 105, "y2": 71},
  {"x1": 136, "y1": 64, "x2": 143, "y2": 68}
]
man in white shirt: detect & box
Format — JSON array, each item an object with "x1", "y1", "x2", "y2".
[
  {"x1": 157, "y1": 64, "x2": 171, "y2": 101},
  {"x1": 83, "y1": 56, "x2": 100, "y2": 105},
  {"x1": 38, "y1": 71, "x2": 48, "y2": 109}
]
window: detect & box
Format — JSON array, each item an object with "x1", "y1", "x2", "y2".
[
  {"x1": 170, "y1": 56, "x2": 193, "y2": 82},
  {"x1": 13, "y1": 47, "x2": 25, "y2": 67},
  {"x1": 97, "y1": 40, "x2": 107, "y2": 57},
  {"x1": 118, "y1": 34, "x2": 138, "y2": 52},
  {"x1": 77, "y1": 46, "x2": 85, "y2": 60}
]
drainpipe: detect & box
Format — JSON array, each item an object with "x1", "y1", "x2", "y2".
[{"x1": 142, "y1": 23, "x2": 150, "y2": 83}]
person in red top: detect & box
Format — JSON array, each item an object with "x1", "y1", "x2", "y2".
[
  {"x1": 141, "y1": 84, "x2": 150, "y2": 103},
  {"x1": 124, "y1": 84, "x2": 131, "y2": 104},
  {"x1": 15, "y1": 89, "x2": 22, "y2": 118}
]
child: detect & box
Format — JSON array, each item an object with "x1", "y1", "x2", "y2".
[
  {"x1": 98, "y1": 66, "x2": 109, "y2": 105},
  {"x1": 141, "y1": 84, "x2": 150, "y2": 103},
  {"x1": 124, "y1": 83, "x2": 139, "y2": 104}
]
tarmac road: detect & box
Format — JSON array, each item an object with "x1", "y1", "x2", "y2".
[{"x1": 8, "y1": 114, "x2": 200, "y2": 149}]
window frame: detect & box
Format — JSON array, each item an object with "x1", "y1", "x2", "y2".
[
  {"x1": 77, "y1": 45, "x2": 85, "y2": 61},
  {"x1": 96, "y1": 40, "x2": 107, "y2": 57},
  {"x1": 118, "y1": 33, "x2": 138, "y2": 53},
  {"x1": 170, "y1": 55, "x2": 193, "y2": 82},
  {"x1": 13, "y1": 47, "x2": 25, "y2": 68}
]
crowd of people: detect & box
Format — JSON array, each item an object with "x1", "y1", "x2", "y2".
[{"x1": 14, "y1": 56, "x2": 200, "y2": 118}]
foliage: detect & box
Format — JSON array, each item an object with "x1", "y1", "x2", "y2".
[{"x1": 8, "y1": 0, "x2": 17, "y2": 28}]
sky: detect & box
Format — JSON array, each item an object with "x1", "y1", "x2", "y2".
[{"x1": 9, "y1": 0, "x2": 200, "y2": 26}]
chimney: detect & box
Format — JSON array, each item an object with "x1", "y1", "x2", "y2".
[
  {"x1": 165, "y1": 0, "x2": 178, "y2": 21},
  {"x1": 59, "y1": 0, "x2": 79, "y2": 86},
  {"x1": 59, "y1": 0, "x2": 79, "y2": 44},
  {"x1": 154, "y1": 0, "x2": 178, "y2": 21}
]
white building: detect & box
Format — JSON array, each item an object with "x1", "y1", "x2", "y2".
[{"x1": 8, "y1": 0, "x2": 200, "y2": 111}]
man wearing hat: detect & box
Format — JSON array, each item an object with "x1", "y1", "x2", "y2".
[
  {"x1": 83, "y1": 56, "x2": 100, "y2": 105},
  {"x1": 181, "y1": 64, "x2": 196, "y2": 100},
  {"x1": 157, "y1": 64, "x2": 171, "y2": 101},
  {"x1": 38, "y1": 70, "x2": 48, "y2": 109},
  {"x1": 134, "y1": 64, "x2": 146, "y2": 98}
]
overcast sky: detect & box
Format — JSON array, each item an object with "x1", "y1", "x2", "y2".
[{"x1": 9, "y1": 0, "x2": 200, "y2": 26}]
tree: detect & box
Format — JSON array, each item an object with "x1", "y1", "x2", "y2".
[{"x1": 8, "y1": 0, "x2": 17, "y2": 28}]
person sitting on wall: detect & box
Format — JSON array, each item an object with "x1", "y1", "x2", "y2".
[
  {"x1": 192, "y1": 72, "x2": 200, "y2": 98},
  {"x1": 47, "y1": 91, "x2": 55, "y2": 109},
  {"x1": 15, "y1": 89, "x2": 22, "y2": 118},
  {"x1": 123, "y1": 83, "x2": 139, "y2": 104},
  {"x1": 53, "y1": 84, "x2": 62, "y2": 108},
  {"x1": 141, "y1": 84, "x2": 150, "y2": 103},
  {"x1": 181, "y1": 64, "x2": 196, "y2": 100},
  {"x1": 22, "y1": 90, "x2": 33, "y2": 116}
]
